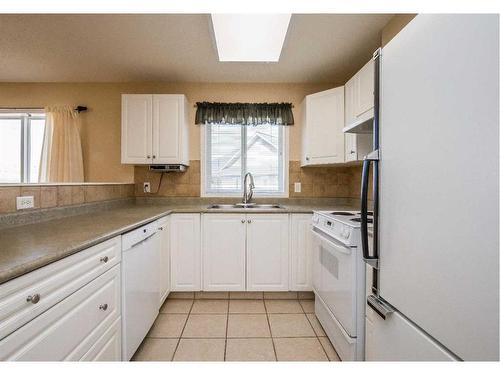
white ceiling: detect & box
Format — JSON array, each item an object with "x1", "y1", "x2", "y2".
[{"x1": 0, "y1": 14, "x2": 393, "y2": 83}]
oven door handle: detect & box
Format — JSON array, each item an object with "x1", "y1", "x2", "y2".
[{"x1": 311, "y1": 228, "x2": 352, "y2": 256}]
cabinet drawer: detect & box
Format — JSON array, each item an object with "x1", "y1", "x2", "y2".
[
  {"x1": 0, "y1": 264, "x2": 121, "y2": 361},
  {"x1": 0, "y1": 236, "x2": 121, "y2": 340},
  {"x1": 80, "y1": 317, "x2": 121, "y2": 361}
]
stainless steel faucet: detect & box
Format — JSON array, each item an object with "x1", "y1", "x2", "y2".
[{"x1": 243, "y1": 172, "x2": 255, "y2": 205}]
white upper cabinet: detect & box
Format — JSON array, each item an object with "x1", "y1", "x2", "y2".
[
  {"x1": 301, "y1": 86, "x2": 345, "y2": 166},
  {"x1": 246, "y1": 214, "x2": 289, "y2": 291},
  {"x1": 121, "y1": 95, "x2": 152, "y2": 164},
  {"x1": 121, "y1": 94, "x2": 189, "y2": 165},
  {"x1": 344, "y1": 58, "x2": 374, "y2": 131},
  {"x1": 202, "y1": 214, "x2": 246, "y2": 291}
]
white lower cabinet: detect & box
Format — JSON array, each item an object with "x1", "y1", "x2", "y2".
[
  {"x1": 246, "y1": 214, "x2": 289, "y2": 291},
  {"x1": 170, "y1": 213, "x2": 201, "y2": 291},
  {"x1": 0, "y1": 265, "x2": 121, "y2": 361},
  {"x1": 290, "y1": 214, "x2": 313, "y2": 291},
  {"x1": 157, "y1": 216, "x2": 171, "y2": 305},
  {"x1": 80, "y1": 318, "x2": 121, "y2": 361},
  {"x1": 202, "y1": 214, "x2": 246, "y2": 291}
]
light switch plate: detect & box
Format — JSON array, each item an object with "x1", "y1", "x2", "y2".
[
  {"x1": 16, "y1": 196, "x2": 34, "y2": 210},
  {"x1": 294, "y1": 182, "x2": 301, "y2": 193},
  {"x1": 143, "y1": 182, "x2": 151, "y2": 193}
]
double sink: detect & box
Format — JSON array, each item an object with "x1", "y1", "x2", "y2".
[{"x1": 207, "y1": 203, "x2": 285, "y2": 210}]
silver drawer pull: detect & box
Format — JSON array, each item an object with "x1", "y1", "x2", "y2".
[
  {"x1": 99, "y1": 304, "x2": 108, "y2": 311},
  {"x1": 26, "y1": 294, "x2": 40, "y2": 304},
  {"x1": 100, "y1": 256, "x2": 109, "y2": 263}
]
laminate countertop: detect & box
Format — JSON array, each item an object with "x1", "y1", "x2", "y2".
[{"x1": 0, "y1": 201, "x2": 358, "y2": 285}]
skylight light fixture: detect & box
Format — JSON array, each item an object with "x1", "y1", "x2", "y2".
[{"x1": 211, "y1": 14, "x2": 291, "y2": 62}]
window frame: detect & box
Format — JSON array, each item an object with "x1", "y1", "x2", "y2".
[
  {"x1": 201, "y1": 123, "x2": 289, "y2": 198},
  {"x1": 0, "y1": 111, "x2": 45, "y2": 183}
]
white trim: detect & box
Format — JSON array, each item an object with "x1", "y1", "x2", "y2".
[{"x1": 200, "y1": 124, "x2": 289, "y2": 198}]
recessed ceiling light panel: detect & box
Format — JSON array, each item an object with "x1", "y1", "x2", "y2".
[{"x1": 211, "y1": 13, "x2": 291, "y2": 62}]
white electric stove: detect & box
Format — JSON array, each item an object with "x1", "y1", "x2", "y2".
[{"x1": 310, "y1": 210, "x2": 372, "y2": 361}]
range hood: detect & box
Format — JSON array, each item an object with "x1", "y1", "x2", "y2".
[{"x1": 149, "y1": 164, "x2": 187, "y2": 172}]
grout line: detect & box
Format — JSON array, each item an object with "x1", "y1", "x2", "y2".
[
  {"x1": 223, "y1": 297, "x2": 229, "y2": 361},
  {"x1": 171, "y1": 299, "x2": 195, "y2": 360},
  {"x1": 263, "y1": 298, "x2": 278, "y2": 361}
]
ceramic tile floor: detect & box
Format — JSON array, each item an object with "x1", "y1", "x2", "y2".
[{"x1": 132, "y1": 291, "x2": 341, "y2": 362}]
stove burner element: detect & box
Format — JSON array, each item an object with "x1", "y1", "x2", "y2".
[
  {"x1": 351, "y1": 217, "x2": 373, "y2": 223},
  {"x1": 331, "y1": 212, "x2": 355, "y2": 216}
]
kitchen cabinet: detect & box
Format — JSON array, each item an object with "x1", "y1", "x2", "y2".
[
  {"x1": 157, "y1": 216, "x2": 171, "y2": 305},
  {"x1": 344, "y1": 59, "x2": 374, "y2": 131},
  {"x1": 202, "y1": 214, "x2": 246, "y2": 291},
  {"x1": 344, "y1": 133, "x2": 373, "y2": 162},
  {"x1": 170, "y1": 213, "x2": 201, "y2": 291},
  {"x1": 246, "y1": 214, "x2": 289, "y2": 291},
  {"x1": 121, "y1": 94, "x2": 190, "y2": 165},
  {"x1": 301, "y1": 86, "x2": 345, "y2": 166},
  {"x1": 0, "y1": 265, "x2": 121, "y2": 361},
  {"x1": 289, "y1": 214, "x2": 313, "y2": 291}
]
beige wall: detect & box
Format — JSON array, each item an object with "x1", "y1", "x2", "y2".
[
  {"x1": 381, "y1": 14, "x2": 416, "y2": 47},
  {"x1": 0, "y1": 82, "x2": 335, "y2": 183}
]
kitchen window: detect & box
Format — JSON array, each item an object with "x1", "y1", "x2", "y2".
[
  {"x1": 0, "y1": 111, "x2": 46, "y2": 183},
  {"x1": 203, "y1": 123, "x2": 287, "y2": 196}
]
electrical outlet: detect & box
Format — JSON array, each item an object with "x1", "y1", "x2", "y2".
[
  {"x1": 16, "y1": 196, "x2": 34, "y2": 210},
  {"x1": 294, "y1": 182, "x2": 302, "y2": 193},
  {"x1": 143, "y1": 182, "x2": 151, "y2": 193}
]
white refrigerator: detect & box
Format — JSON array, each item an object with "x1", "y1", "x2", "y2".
[{"x1": 362, "y1": 14, "x2": 499, "y2": 361}]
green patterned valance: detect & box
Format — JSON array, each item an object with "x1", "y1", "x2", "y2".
[{"x1": 195, "y1": 102, "x2": 294, "y2": 126}]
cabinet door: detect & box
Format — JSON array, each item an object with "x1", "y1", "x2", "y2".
[
  {"x1": 290, "y1": 214, "x2": 313, "y2": 291},
  {"x1": 202, "y1": 214, "x2": 246, "y2": 291},
  {"x1": 170, "y1": 214, "x2": 201, "y2": 291},
  {"x1": 0, "y1": 265, "x2": 121, "y2": 361},
  {"x1": 152, "y1": 95, "x2": 183, "y2": 164},
  {"x1": 356, "y1": 59, "x2": 374, "y2": 118},
  {"x1": 344, "y1": 133, "x2": 358, "y2": 162},
  {"x1": 304, "y1": 87, "x2": 345, "y2": 165},
  {"x1": 121, "y1": 94, "x2": 152, "y2": 164},
  {"x1": 80, "y1": 318, "x2": 121, "y2": 361},
  {"x1": 344, "y1": 77, "x2": 356, "y2": 126},
  {"x1": 157, "y1": 217, "x2": 171, "y2": 305},
  {"x1": 246, "y1": 214, "x2": 289, "y2": 291}
]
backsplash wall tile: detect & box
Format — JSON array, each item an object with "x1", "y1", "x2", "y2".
[
  {"x1": 0, "y1": 184, "x2": 135, "y2": 214},
  {"x1": 134, "y1": 160, "x2": 364, "y2": 199}
]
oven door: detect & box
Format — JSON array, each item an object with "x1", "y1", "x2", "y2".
[{"x1": 311, "y1": 227, "x2": 357, "y2": 337}]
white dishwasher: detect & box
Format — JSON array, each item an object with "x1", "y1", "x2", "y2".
[{"x1": 121, "y1": 221, "x2": 160, "y2": 361}]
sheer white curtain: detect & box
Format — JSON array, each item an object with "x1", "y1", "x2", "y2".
[{"x1": 39, "y1": 106, "x2": 84, "y2": 182}]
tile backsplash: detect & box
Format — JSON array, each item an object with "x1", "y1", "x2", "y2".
[
  {"x1": 0, "y1": 184, "x2": 135, "y2": 214},
  {"x1": 134, "y1": 160, "x2": 366, "y2": 199}
]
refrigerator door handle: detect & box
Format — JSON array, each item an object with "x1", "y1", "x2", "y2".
[{"x1": 361, "y1": 151, "x2": 379, "y2": 269}]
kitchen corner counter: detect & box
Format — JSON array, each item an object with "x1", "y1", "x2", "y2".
[{"x1": 0, "y1": 199, "x2": 358, "y2": 285}]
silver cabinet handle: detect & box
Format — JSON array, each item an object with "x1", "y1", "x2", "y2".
[
  {"x1": 350, "y1": 150, "x2": 356, "y2": 154},
  {"x1": 26, "y1": 294, "x2": 40, "y2": 304},
  {"x1": 158, "y1": 226, "x2": 163, "y2": 230},
  {"x1": 241, "y1": 219, "x2": 245, "y2": 223},
  {"x1": 99, "y1": 304, "x2": 108, "y2": 311},
  {"x1": 247, "y1": 220, "x2": 252, "y2": 223},
  {"x1": 305, "y1": 156, "x2": 310, "y2": 161},
  {"x1": 100, "y1": 256, "x2": 109, "y2": 263},
  {"x1": 147, "y1": 155, "x2": 151, "y2": 159}
]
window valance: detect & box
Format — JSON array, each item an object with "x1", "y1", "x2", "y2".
[{"x1": 195, "y1": 102, "x2": 294, "y2": 126}]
